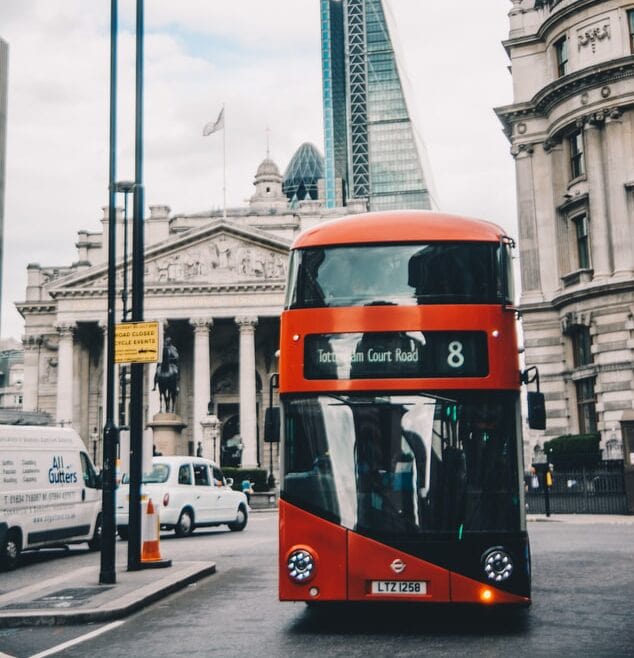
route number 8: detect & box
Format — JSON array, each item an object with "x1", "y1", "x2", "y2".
[{"x1": 447, "y1": 341, "x2": 464, "y2": 368}]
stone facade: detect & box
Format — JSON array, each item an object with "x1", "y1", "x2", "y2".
[
  {"x1": 496, "y1": 0, "x2": 634, "y2": 464},
  {"x1": 17, "y1": 157, "x2": 364, "y2": 474}
]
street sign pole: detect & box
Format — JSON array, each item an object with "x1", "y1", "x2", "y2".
[
  {"x1": 128, "y1": 0, "x2": 145, "y2": 571},
  {"x1": 100, "y1": 0, "x2": 119, "y2": 585}
]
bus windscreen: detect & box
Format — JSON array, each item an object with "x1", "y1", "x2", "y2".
[
  {"x1": 285, "y1": 242, "x2": 511, "y2": 309},
  {"x1": 282, "y1": 391, "x2": 521, "y2": 536}
]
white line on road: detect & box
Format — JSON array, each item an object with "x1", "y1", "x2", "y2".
[
  {"x1": 0, "y1": 651, "x2": 17, "y2": 658},
  {"x1": 28, "y1": 620, "x2": 126, "y2": 658}
]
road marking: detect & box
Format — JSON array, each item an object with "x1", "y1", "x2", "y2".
[
  {"x1": 0, "y1": 651, "x2": 17, "y2": 658},
  {"x1": 28, "y1": 620, "x2": 125, "y2": 658}
]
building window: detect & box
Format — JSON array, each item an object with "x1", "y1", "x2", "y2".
[
  {"x1": 569, "y1": 130, "x2": 585, "y2": 179},
  {"x1": 571, "y1": 325, "x2": 593, "y2": 367},
  {"x1": 629, "y1": 10, "x2": 634, "y2": 53},
  {"x1": 575, "y1": 377, "x2": 597, "y2": 434},
  {"x1": 572, "y1": 214, "x2": 590, "y2": 269},
  {"x1": 555, "y1": 36, "x2": 568, "y2": 77}
]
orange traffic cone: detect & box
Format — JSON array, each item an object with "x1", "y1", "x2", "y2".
[{"x1": 141, "y1": 497, "x2": 171, "y2": 568}]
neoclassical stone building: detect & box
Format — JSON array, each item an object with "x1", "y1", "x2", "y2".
[
  {"x1": 496, "y1": 0, "x2": 634, "y2": 462},
  {"x1": 17, "y1": 154, "x2": 362, "y2": 471}
]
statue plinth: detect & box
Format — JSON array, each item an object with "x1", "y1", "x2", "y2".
[{"x1": 147, "y1": 412, "x2": 187, "y2": 456}]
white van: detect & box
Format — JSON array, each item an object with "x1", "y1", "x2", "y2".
[{"x1": 0, "y1": 425, "x2": 102, "y2": 570}]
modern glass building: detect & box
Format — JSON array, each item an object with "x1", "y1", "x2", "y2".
[
  {"x1": 320, "y1": 0, "x2": 432, "y2": 211},
  {"x1": 282, "y1": 143, "x2": 325, "y2": 204}
]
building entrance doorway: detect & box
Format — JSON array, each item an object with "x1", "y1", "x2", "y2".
[{"x1": 218, "y1": 404, "x2": 241, "y2": 467}]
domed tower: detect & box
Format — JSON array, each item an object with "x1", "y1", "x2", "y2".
[
  {"x1": 282, "y1": 142, "x2": 325, "y2": 204},
  {"x1": 249, "y1": 157, "x2": 289, "y2": 213}
]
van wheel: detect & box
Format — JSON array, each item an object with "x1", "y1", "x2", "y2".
[
  {"x1": 88, "y1": 514, "x2": 102, "y2": 551},
  {"x1": 175, "y1": 509, "x2": 194, "y2": 537},
  {"x1": 228, "y1": 504, "x2": 248, "y2": 532},
  {"x1": 0, "y1": 530, "x2": 21, "y2": 571}
]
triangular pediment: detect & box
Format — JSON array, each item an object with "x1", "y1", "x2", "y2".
[{"x1": 50, "y1": 220, "x2": 292, "y2": 294}]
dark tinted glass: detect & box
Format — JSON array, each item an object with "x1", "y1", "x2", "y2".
[
  {"x1": 286, "y1": 243, "x2": 505, "y2": 309},
  {"x1": 282, "y1": 391, "x2": 521, "y2": 536}
]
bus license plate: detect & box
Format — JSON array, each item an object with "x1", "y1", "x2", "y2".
[{"x1": 371, "y1": 580, "x2": 427, "y2": 595}]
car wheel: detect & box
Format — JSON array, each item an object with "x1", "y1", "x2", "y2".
[
  {"x1": 228, "y1": 504, "x2": 248, "y2": 532},
  {"x1": 88, "y1": 514, "x2": 103, "y2": 551},
  {"x1": 175, "y1": 509, "x2": 194, "y2": 537},
  {"x1": 117, "y1": 526, "x2": 129, "y2": 541},
  {"x1": 0, "y1": 530, "x2": 21, "y2": 571}
]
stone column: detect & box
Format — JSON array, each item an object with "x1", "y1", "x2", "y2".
[
  {"x1": 99, "y1": 323, "x2": 119, "y2": 429},
  {"x1": 146, "y1": 320, "x2": 164, "y2": 420},
  {"x1": 236, "y1": 316, "x2": 258, "y2": 468},
  {"x1": 512, "y1": 143, "x2": 542, "y2": 302},
  {"x1": 22, "y1": 336, "x2": 41, "y2": 412},
  {"x1": 584, "y1": 117, "x2": 611, "y2": 279},
  {"x1": 191, "y1": 318, "x2": 212, "y2": 455},
  {"x1": 604, "y1": 108, "x2": 633, "y2": 277},
  {"x1": 56, "y1": 324, "x2": 75, "y2": 426}
]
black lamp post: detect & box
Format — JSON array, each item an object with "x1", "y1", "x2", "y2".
[
  {"x1": 100, "y1": 0, "x2": 120, "y2": 586},
  {"x1": 114, "y1": 180, "x2": 134, "y2": 428}
]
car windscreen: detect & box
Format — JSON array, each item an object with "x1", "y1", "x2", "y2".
[
  {"x1": 142, "y1": 463, "x2": 170, "y2": 484},
  {"x1": 285, "y1": 242, "x2": 510, "y2": 308}
]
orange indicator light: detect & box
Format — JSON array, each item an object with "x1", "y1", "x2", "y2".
[{"x1": 480, "y1": 588, "x2": 494, "y2": 603}]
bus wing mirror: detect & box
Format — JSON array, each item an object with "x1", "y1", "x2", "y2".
[
  {"x1": 522, "y1": 366, "x2": 546, "y2": 430},
  {"x1": 527, "y1": 391, "x2": 546, "y2": 430},
  {"x1": 264, "y1": 407, "x2": 280, "y2": 443}
]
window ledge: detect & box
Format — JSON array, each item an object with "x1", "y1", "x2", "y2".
[
  {"x1": 571, "y1": 366, "x2": 597, "y2": 381},
  {"x1": 567, "y1": 175, "x2": 586, "y2": 189},
  {"x1": 561, "y1": 269, "x2": 593, "y2": 287}
]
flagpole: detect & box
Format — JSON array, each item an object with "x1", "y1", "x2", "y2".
[{"x1": 222, "y1": 103, "x2": 226, "y2": 220}]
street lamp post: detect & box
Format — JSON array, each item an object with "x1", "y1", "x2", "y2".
[
  {"x1": 114, "y1": 180, "x2": 134, "y2": 429},
  {"x1": 201, "y1": 413, "x2": 220, "y2": 462}
]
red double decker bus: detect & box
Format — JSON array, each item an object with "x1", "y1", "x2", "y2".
[{"x1": 274, "y1": 210, "x2": 543, "y2": 607}]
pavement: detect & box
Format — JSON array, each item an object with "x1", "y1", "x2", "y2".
[
  {"x1": 527, "y1": 513, "x2": 634, "y2": 524},
  {"x1": 0, "y1": 513, "x2": 631, "y2": 628},
  {"x1": 0, "y1": 560, "x2": 215, "y2": 628}
]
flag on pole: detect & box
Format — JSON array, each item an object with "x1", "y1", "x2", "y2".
[{"x1": 203, "y1": 107, "x2": 225, "y2": 136}]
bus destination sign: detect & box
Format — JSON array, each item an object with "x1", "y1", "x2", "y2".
[{"x1": 304, "y1": 331, "x2": 488, "y2": 380}]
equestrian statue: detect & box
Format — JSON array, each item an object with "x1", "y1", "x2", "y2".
[{"x1": 153, "y1": 336, "x2": 180, "y2": 413}]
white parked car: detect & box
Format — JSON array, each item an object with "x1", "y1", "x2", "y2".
[{"x1": 116, "y1": 456, "x2": 248, "y2": 539}]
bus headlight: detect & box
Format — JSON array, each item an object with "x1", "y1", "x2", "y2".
[
  {"x1": 482, "y1": 547, "x2": 513, "y2": 583},
  {"x1": 287, "y1": 548, "x2": 316, "y2": 583}
]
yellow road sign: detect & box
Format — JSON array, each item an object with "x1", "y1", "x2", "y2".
[{"x1": 115, "y1": 321, "x2": 159, "y2": 364}]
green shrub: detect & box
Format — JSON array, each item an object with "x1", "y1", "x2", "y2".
[
  {"x1": 543, "y1": 433, "x2": 601, "y2": 469},
  {"x1": 222, "y1": 467, "x2": 269, "y2": 492}
]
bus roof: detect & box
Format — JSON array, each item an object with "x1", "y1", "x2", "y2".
[{"x1": 292, "y1": 210, "x2": 507, "y2": 249}]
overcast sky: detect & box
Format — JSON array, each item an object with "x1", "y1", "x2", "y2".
[{"x1": 0, "y1": 0, "x2": 515, "y2": 340}]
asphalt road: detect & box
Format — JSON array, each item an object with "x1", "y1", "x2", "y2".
[{"x1": 1, "y1": 514, "x2": 634, "y2": 657}]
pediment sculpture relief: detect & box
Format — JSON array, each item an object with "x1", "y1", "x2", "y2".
[{"x1": 144, "y1": 236, "x2": 287, "y2": 284}]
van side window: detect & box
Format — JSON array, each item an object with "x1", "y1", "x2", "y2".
[
  {"x1": 80, "y1": 453, "x2": 98, "y2": 489},
  {"x1": 193, "y1": 463, "x2": 210, "y2": 486},
  {"x1": 178, "y1": 464, "x2": 192, "y2": 485}
]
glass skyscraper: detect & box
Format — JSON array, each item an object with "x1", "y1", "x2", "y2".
[{"x1": 320, "y1": 0, "x2": 432, "y2": 211}]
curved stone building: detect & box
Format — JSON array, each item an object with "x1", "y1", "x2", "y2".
[{"x1": 496, "y1": 0, "x2": 634, "y2": 462}]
